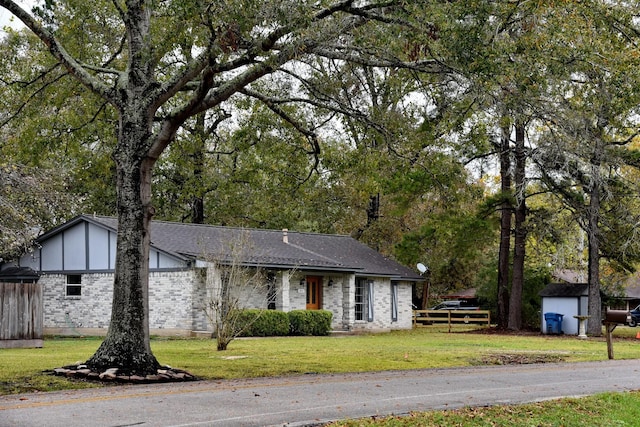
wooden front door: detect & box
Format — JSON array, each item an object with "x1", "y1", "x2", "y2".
[{"x1": 306, "y1": 276, "x2": 321, "y2": 310}]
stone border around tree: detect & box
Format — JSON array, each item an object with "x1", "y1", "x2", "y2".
[{"x1": 49, "y1": 365, "x2": 198, "y2": 383}]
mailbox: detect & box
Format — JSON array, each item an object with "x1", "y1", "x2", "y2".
[
  {"x1": 603, "y1": 309, "x2": 629, "y2": 324},
  {"x1": 603, "y1": 309, "x2": 630, "y2": 360}
]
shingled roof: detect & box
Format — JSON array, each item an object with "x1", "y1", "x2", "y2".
[
  {"x1": 539, "y1": 283, "x2": 588, "y2": 298},
  {"x1": 41, "y1": 215, "x2": 423, "y2": 281}
]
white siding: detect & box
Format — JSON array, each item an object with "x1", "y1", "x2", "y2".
[
  {"x1": 63, "y1": 223, "x2": 86, "y2": 271},
  {"x1": 541, "y1": 297, "x2": 580, "y2": 335},
  {"x1": 41, "y1": 234, "x2": 63, "y2": 271},
  {"x1": 158, "y1": 252, "x2": 185, "y2": 269},
  {"x1": 109, "y1": 231, "x2": 117, "y2": 268},
  {"x1": 19, "y1": 250, "x2": 40, "y2": 271},
  {"x1": 33, "y1": 221, "x2": 185, "y2": 273},
  {"x1": 88, "y1": 223, "x2": 110, "y2": 270}
]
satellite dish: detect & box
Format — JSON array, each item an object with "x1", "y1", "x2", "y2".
[{"x1": 417, "y1": 263, "x2": 427, "y2": 274}]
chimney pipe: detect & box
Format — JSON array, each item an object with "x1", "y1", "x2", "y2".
[{"x1": 282, "y1": 229, "x2": 288, "y2": 244}]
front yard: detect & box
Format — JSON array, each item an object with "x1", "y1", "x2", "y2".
[{"x1": 1, "y1": 326, "x2": 639, "y2": 395}]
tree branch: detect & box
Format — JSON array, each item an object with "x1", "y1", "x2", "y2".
[{"x1": 0, "y1": 0, "x2": 117, "y2": 103}]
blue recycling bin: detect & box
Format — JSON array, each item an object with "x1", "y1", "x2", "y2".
[{"x1": 544, "y1": 312, "x2": 564, "y2": 334}]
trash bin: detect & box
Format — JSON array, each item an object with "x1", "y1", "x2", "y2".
[{"x1": 544, "y1": 312, "x2": 564, "y2": 334}]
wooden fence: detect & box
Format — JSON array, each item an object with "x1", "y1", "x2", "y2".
[
  {"x1": 413, "y1": 309, "x2": 491, "y2": 331},
  {"x1": 0, "y1": 282, "x2": 43, "y2": 348}
]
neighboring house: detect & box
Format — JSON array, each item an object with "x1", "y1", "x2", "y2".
[
  {"x1": 619, "y1": 272, "x2": 640, "y2": 309},
  {"x1": 552, "y1": 269, "x2": 587, "y2": 284},
  {"x1": 539, "y1": 283, "x2": 589, "y2": 335},
  {"x1": 623, "y1": 284, "x2": 640, "y2": 310},
  {"x1": 439, "y1": 288, "x2": 479, "y2": 307},
  {"x1": 0, "y1": 215, "x2": 423, "y2": 336},
  {"x1": 552, "y1": 268, "x2": 640, "y2": 310}
]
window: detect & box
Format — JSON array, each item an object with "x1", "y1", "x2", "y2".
[
  {"x1": 355, "y1": 278, "x2": 374, "y2": 322},
  {"x1": 66, "y1": 274, "x2": 82, "y2": 297},
  {"x1": 355, "y1": 278, "x2": 365, "y2": 321},
  {"x1": 391, "y1": 282, "x2": 398, "y2": 322}
]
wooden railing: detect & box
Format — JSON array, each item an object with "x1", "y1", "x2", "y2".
[{"x1": 413, "y1": 309, "x2": 491, "y2": 331}]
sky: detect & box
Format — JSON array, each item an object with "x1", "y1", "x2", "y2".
[{"x1": 0, "y1": 1, "x2": 37, "y2": 31}]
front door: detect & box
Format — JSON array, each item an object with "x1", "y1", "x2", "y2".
[{"x1": 306, "y1": 276, "x2": 321, "y2": 310}]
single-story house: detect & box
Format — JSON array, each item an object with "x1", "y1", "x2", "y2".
[
  {"x1": 623, "y1": 284, "x2": 640, "y2": 310},
  {"x1": 539, "y1": 283, "x2": 589, "y2": 335},
  {"x1": 617, "y1": 272, "x2": 640, "y2": 309},
  {"x1": 440, "y1": 288, "x2": 479, "y2": 307},
  {"x1": 0, "y1": 214, "x2": 423, "y2": 336},
  {"x1": 552, "y1": 268, "x2": 640, "y2": 310}
]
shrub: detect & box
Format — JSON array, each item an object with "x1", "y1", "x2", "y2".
[
  {"x1": 236, "y1": 309, "x2": 290, "y2": 337},
  {"x1": 288, "y1": 310, "x2": 333, "y2": 336}
]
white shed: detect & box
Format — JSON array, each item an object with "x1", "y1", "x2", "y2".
[{"x1": 539, "y1": 283, "x2": 589, "y2": 335}]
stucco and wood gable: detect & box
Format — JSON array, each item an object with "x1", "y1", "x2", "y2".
[{"x1": 4, "y1": 215, "x2": 423, "y2": 336}]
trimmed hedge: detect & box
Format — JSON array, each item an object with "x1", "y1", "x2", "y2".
[
  {"x1": 236, "y1": 309, "x2": 290, "y2": 337},
  {"x1": 288, "y1": 310, "x2": 333, "y2": 336},
  {"x1": 234, "y1": 309, "x2": 333, "y2": 337}
]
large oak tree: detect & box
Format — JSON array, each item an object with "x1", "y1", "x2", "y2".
[{"x1": 0, "y1": 0, "x2": 439, "y2": 375}]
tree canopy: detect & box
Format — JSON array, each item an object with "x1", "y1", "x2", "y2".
[{"x1": 2, "y1": 0, "x2": 640, "y2": 370}]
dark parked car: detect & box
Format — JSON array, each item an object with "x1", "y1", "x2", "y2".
[
  {"x1": 629, "y1": 305, "x2": 640, "y2": 327},
  {"x1": 430, "y1": 300, "x2": 479, "y2": 310}
]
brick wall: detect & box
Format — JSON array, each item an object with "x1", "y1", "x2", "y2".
[
  {"x1": 41, "y1": 271, "x2": 197, "y2": 334},
  {"x1": 40, "y1": 269, "x2": 414, "y2": 335},
  {"x1": 322, "y1": 275, "x2": 344, "y2": 329},
  {"x1": 42, "y1": 273, "x2": 113, "y2": 331},
  {"x1": 347, "y1": 278, "x2": 414, "y2": 331},
  {"x1": 148, "y1": 271, "x2": 195, "y2": 331}
]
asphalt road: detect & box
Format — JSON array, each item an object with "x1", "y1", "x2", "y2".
[{"x1": 1, "y1": 360, "x2": 639, "y2": 427}]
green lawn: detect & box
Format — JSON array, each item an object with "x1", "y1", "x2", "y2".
[
  {"x1": 1, "y1": 326, "x2": 639, "y2": 395},
  {"x1": 328, "y1": 390, "x2": 640, "y2": 426}
]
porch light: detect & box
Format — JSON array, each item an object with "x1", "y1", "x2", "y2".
[
  {"x1": 300, "y1": 278, "x2": 305, "y2": 287},
  {"x1": 328, "y1": 279, "x2": 334, "y2": 287}
]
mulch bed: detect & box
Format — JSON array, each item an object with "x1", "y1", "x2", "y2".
[{"x1": 478, "y1": 353, "x2": 567, "y2": 365}]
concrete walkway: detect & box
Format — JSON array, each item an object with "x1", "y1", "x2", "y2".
[{"x1": 1, "y1": 360, "x2": 639, "y2": 426}]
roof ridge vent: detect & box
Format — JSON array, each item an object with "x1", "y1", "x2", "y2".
[{"x1": 282, "y1": 229, "x2": 288, "y2": 244}]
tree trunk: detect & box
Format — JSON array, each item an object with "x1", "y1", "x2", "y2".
[
  {"x1": 421, "y1": 271, "x2": 430, "y2": 310},
  {"x1": 496, "y1": 120, "x2": 512, "y2": 329},
  {"x1": 190, "y1": 113, "x2": 207, "y2": 224},
  {"x1": 86, "y1": 115, "x2": 160, "y2": 375},
  {"x1": 586, "y1": 142, "x2": 603, "y2": 336},
  {"x1": 353, "y1": 193, "x2": 381, "y2": 244},
  {"x1": 508, "y1": 121, "x2": 526, "y2": 331},
  {"x1": 84, "y1": 2, "x2": 164, "y2": 375}
]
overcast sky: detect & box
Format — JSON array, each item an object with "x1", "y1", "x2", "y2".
[
  {"x1": 0, "y1": 9, "x2": 19, "y2": 29},
  {"x1": 1, "y1": 1, "x2": 37, "y2": 31}
]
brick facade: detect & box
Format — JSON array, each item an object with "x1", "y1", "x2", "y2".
[
  {"x1": 41, "y1": 271, "x2": 198, "y2": 335},
  {"x1": 40, "y1": 267, "x2": 413, "y2": 336}
]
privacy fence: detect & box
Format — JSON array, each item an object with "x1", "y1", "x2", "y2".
[{"x1": 0, "y1": 282, "x2": 43, "y2": 348}]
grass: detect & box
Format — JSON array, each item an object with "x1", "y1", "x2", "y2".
[
  {"x1": 327, "y1": 391, "x2": 640, "y2": 426},
  {"x1": 1, "y1": 325, "x2": 640, "y2": 396}
]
